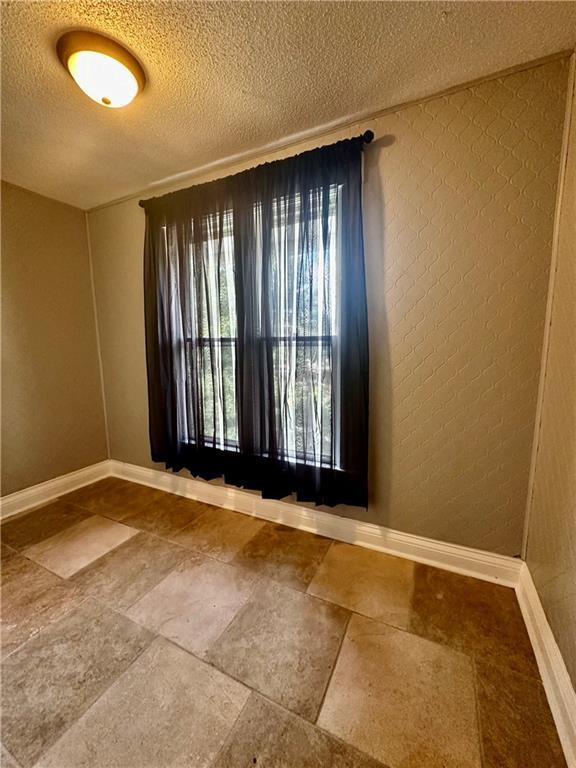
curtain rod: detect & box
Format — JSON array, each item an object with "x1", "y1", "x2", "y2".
[{"x1": 138, "y1": 131, "x2": 374, "y2": 208}]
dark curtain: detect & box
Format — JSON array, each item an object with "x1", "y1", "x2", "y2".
[{"x1": 142, "y1": 137, "x2": 369, "y2": 507}]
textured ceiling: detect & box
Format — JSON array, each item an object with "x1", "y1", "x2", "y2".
[{"x1": 1, "y1": 1, "x2": 575, "y2": 210}]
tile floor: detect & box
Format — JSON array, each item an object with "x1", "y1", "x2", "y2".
[{"x1": 0, "y1": 478, "x2": 567, "y2": 768}]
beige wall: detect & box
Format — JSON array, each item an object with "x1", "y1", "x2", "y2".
[
  {"x1": 1, "y1": 182, "x2": 107, "y2": 495},
  {"x1": 88, "y1": 58, "x2": 568, "y2": 555},
  {"x1": 526, "y1": 63, "x2": 576, "y2": 686}
]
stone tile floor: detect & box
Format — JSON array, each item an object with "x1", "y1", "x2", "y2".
[{"x1": 0, "y1": 478, "x2": 567, "y2": 768}]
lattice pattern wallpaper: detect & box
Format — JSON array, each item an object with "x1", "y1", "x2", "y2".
[
  {"x1": 353, "y1": 58, "x2": 569, "y2": 555},
  {"x1": 527, "y1": 68, "x2": 575, "y2": 685}
]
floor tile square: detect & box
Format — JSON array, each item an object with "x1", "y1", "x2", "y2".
[
  {"x1": 207, "y1": 579, "x2": 349, "y2": 720},
  {"x1": 476, "y1": 659, "x2": 567, "y2": 767},
  {"x1": 1, "y1": 554, "x2": 84, "y2": 658},
  {"x1": 407, "y1": 565, "x2": 540, "y2": 677},
  {"x1": 36, "y1": 638, "x2": 249, "y2": 768},
  {"x1": 172, "y1": 506, "x2": 265, "y2": 561},
  {"x1": 62, "y1": 480, "x2": 167, "y2": 522},
  {"x1": 126, "y1": 553, "x2": 258, "y2": 657},
  {"x1": 1, "y1": 500, "x2": 90, "y2": 551},
  {"x1": 307, "y1": 542, "x2": 417, "y2": 626},
  {"x1": 212, "y1": 692, "x2": 387, "y2": 768},
  {"x1": 318, "y1": 613, "x2": 482, "y2": 768},
  {"x1": 1, "y1": 599, "x2": 153, "y2": 767},
  {"x1": 59, "y1": 477, "x2": 131, "y2": 512},
  {"x1": 122, "y1": 493, "x2": 207, "y2": 536},
  {"x1": 71, "y1": 531, "x2": 187, "y2": 610},
  {"x1": 23, "y1": 516, "x2": 138, "y2": 578},
  {"x1": 232, "y1": 522, "x2": 332, "y2": 590}
]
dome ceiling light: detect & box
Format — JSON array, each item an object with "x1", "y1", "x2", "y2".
[{"x1": 57, "y1": 30, "x2": 146, "y2": 108}]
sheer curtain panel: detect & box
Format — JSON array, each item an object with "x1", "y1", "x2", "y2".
[{"x1": 141, "y1": 136, "x2": 369, "y2": 507}]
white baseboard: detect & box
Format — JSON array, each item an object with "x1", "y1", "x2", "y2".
[
  {"x1": 0, "y1": 461, "x2": 111, "y2": 520},
  {"x1": 108, "y1": 459, "x2": 522, "y2": 588},
  {"x1": 516, "y1": 563, "x2": 576, "y2": 766},
  {"x1": 2, "y1": 459, "x2": 573, "y2": 766},
  {"x1": 0, "y1": 457, "x2": 521, "y2": 585}
]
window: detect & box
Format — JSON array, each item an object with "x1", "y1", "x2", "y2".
[{"x1": 181, "y1": 189, "x2": 340, "y2": 468}]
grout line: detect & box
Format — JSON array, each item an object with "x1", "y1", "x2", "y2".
[
  {"x1": 313, "y1": 609, "x2": 352, "y2": 725},
  {"x1": 207, "y1": 693, "x2": 253, "y2": 767},
  {"x1": 521, "y1": 52, "x2": 576, "y2": 560},
  {"x1": 84, "y1": 211, "x2": 111, "y2": 459}
]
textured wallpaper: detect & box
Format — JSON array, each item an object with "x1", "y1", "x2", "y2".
[
  {"x1": 359, "y1": 57, "x2": 569, "y2": 555},
  {"x1": 88, "y1": 58, "x2": 569, "y2": 556},
  {"x1": 527, "y1": 68, "x2": 576, "y2": 686}
]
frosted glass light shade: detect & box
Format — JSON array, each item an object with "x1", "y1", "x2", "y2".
[
  {"x1": 67, "y1": 50, "x2": 139, "y2": 108},
  {"x1": 57, "y1": 31, "x2": 146, "y2": 109}
]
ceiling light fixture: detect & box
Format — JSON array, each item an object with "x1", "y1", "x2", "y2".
[{"x1": 57, "y1": 30, "x2": 146, "y2": 108}]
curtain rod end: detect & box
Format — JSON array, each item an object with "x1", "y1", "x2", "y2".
[
  {"x1": 362, "y1": 130, "x2": 374, "y2": 144},
  {"x1": 138, "y1": 200, "x2": 145, "y2": 208}
]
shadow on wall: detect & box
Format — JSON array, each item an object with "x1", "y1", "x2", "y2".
[
  {"x1": 365, "y1": 135, "x2": 395, "y2": 526},
  {"x1": 314, "y1": 134, "x2": 395, "y2": 527}
]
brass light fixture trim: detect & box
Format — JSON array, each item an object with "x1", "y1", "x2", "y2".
[{"x1": 57, "y1": 30, "x2": 146, "y2": 108}]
